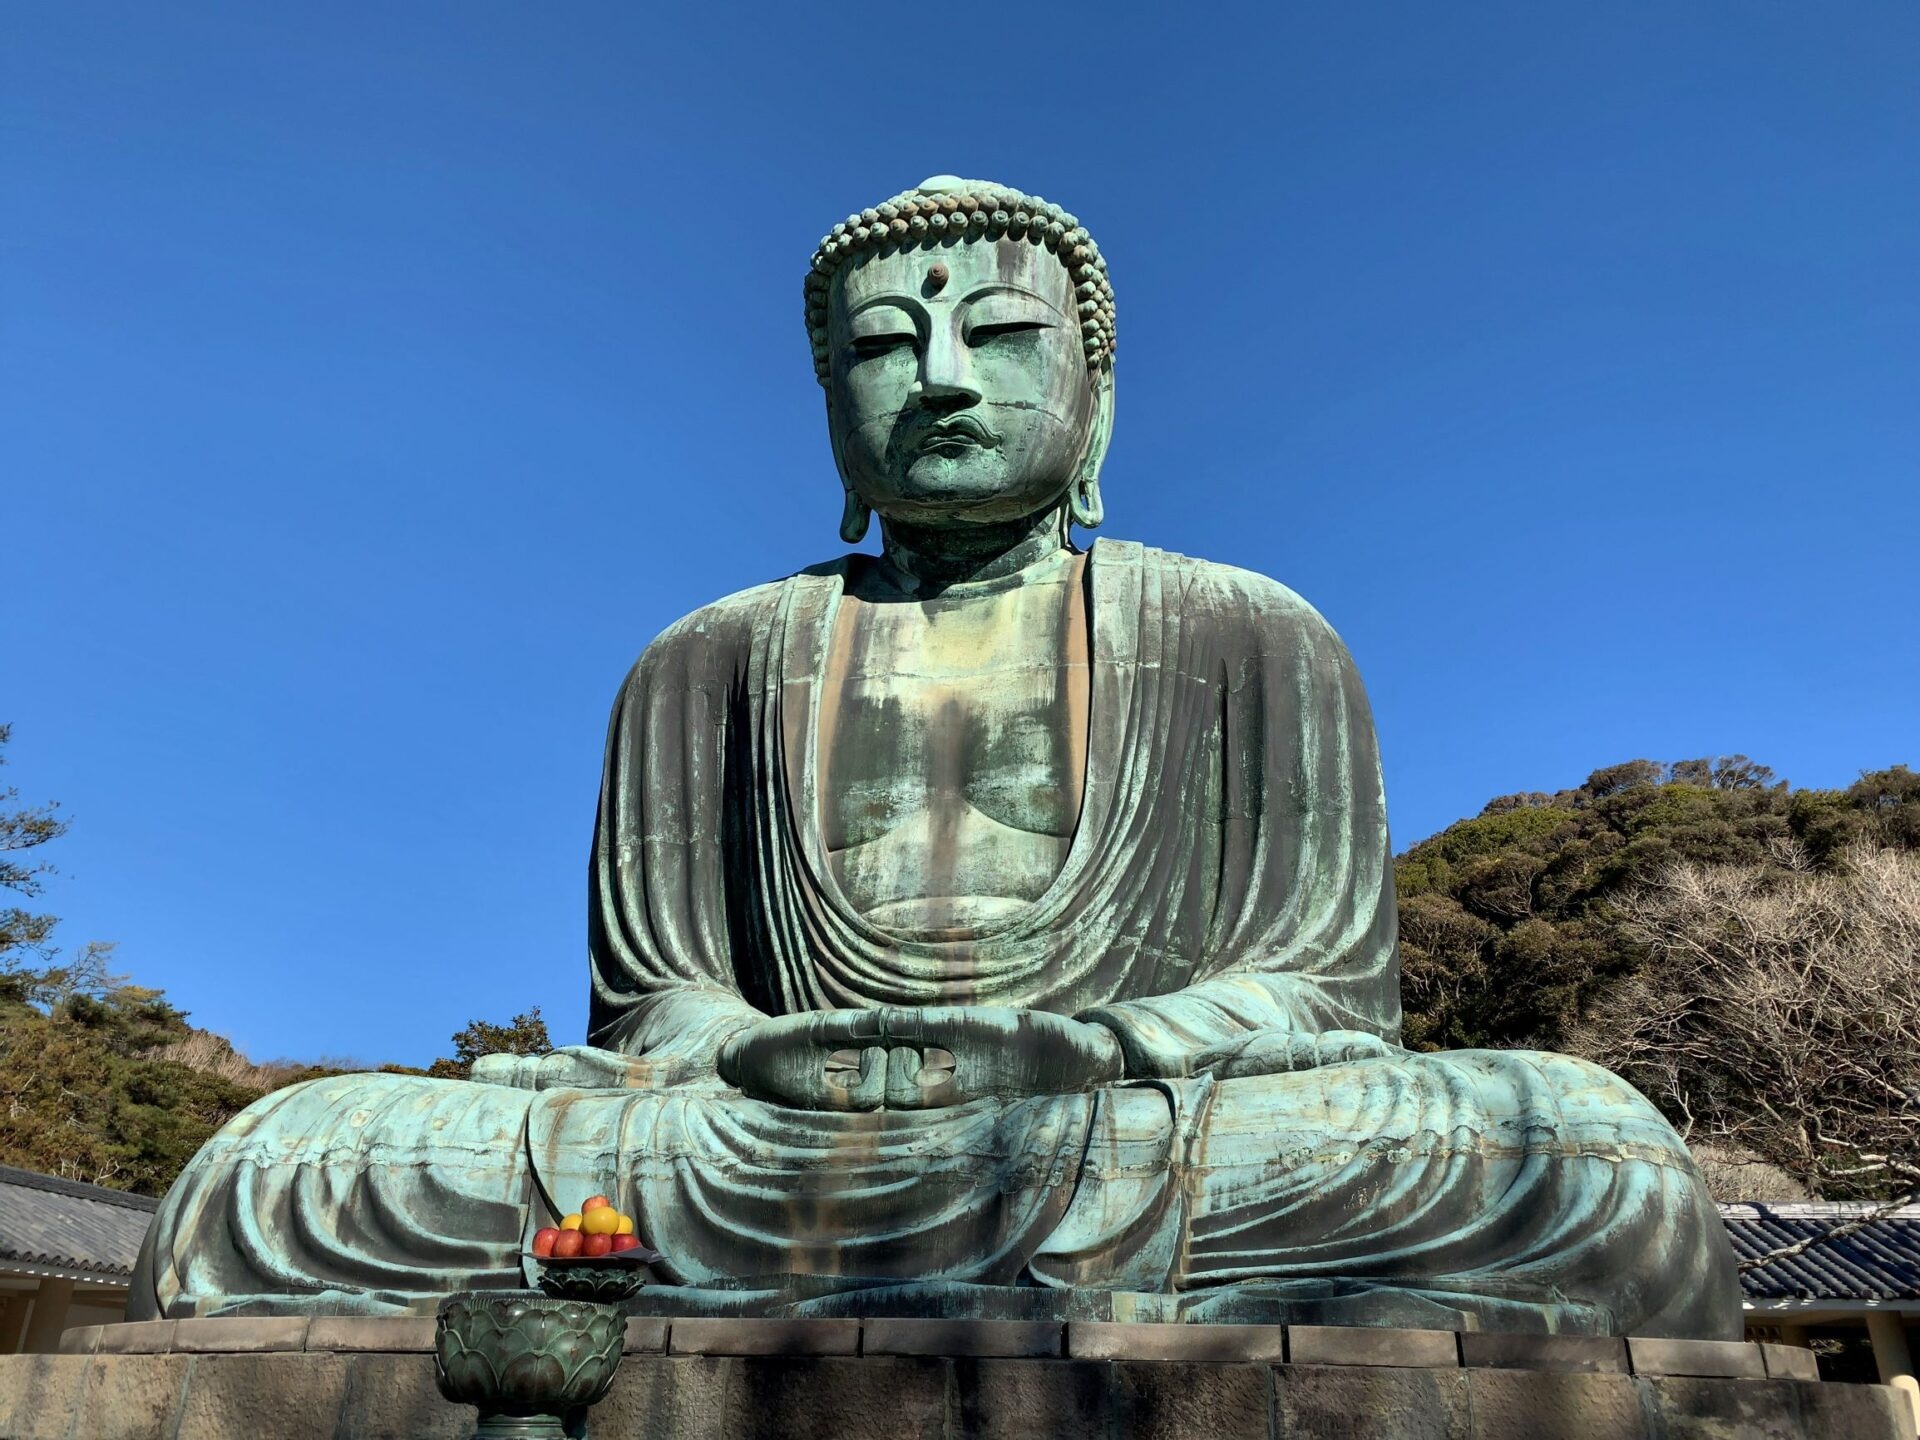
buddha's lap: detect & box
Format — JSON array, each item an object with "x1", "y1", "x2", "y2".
[
  {"x1": 185, "y1": 1043, "x2": 1692, "y2": 1191},
  {"x1": 137, "y1": 1044, "x2": 1729, "y2": 1339},
  {"x1": 144, "y1": 1045, "x2": 1717, "y2": 1324}
]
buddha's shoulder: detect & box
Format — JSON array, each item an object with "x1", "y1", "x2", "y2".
[
  {"x1": 1122, "y1": 543, "x2": 1344, "y2": 645},
  {"x1": 621, "y1": 561, "x2": 847, "y2": 679},
  {"x1": 649, "y1": 575, "x2": 796, "y2": 645}
]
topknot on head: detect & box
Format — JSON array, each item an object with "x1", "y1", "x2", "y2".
[{"x1": 803, "y1": 176, "x2": 1116, "y2": 387}]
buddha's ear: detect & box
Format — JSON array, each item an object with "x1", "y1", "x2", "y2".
[
  {"x1": 823, "y1": 390, "x2": 872, "y2": 544},
  {"x1": 1068, "y1": 367, "x2": 1115, "y2": 530}
]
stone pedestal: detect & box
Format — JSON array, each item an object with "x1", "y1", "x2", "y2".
[{"x1": 0, "y1": 1317, "x2": 1904, "y2": 1439}]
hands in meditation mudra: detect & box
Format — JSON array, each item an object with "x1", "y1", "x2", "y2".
[
  {"x1": 133, "y1": 177, "x2": 1740, "y2": 1338},
  {"x1": 720, "y1": 1007, "x2": 1121, "y2": 1112}
]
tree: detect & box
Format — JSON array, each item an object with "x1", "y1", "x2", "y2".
[
  {"x1": 1393, "y1": 758, "x2": 1914, "y2": 1055},
  {"x1": 0, "y1": 724, "x2": 313, "y2": 1192},
  {"x1": 0, "y1": 724, "x2": 563, "y2": 1192},
  {"x1": 0, "y1": 727, "x2": 151, "y2": 1027},
  {"x1": 0, "y1": 723, "x2": 70, "y2": 969},
  {"x1": 1395, "y1": 756, "x2": 1920, "y2": 1222},
  {"x1": 1575, "y1": 843, "x2": 1920, "y2": 1210},
  {"x1": 426, "y1": 1008, "x2": 553, "y2": 1079},
  {"x1": 0, "y1": 949, "x2": 266, "y2": 1192}
]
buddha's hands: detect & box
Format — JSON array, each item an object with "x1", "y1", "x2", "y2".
[
  {"x1": 1192, "y1": 1029, "x2": 1399, "y2": 1080},
  {"x1": 877, "y1": 1007, "x2": 1125, "y2": 1109},
  {"x1": 716, "y1": 1006, "x2": 1124, "y2": 1112},
  {"x1": 715, "y1": 1010, "x2": 879, "y2": 1110}
]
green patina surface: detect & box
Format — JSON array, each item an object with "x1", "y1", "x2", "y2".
[{"x1": 129, "y1": 177, "x2": 1741, "y2": 1339}]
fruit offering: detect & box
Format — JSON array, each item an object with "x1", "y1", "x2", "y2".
[{"x1": 531, "y1": 1194, "x2": 645, "y2": 1261}]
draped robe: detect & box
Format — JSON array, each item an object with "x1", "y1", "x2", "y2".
[{"x1": 132, "y1": 540, "x2": 1740, "y2": 1337}]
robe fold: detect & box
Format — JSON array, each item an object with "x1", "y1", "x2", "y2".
[
  {"x1": 131, "y1": 540, "x2": 1740, "y2": 1338},
  {"x1": 583, "y1": 538, "x2": 1399, "y2": 1072}
]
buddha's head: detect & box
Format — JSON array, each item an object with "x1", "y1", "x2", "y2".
[{"x1": 806, "y1": 177, "x2": 1116, "y2": 543}]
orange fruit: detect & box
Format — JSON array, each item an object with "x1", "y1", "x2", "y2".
[
  {"x1": 582, "y1": 1206, "x2": 621, "y2": 1237},
  {"x1": 615, "y1": 1214, "x2": 635, "y2": 1236},
  {"x1": 560, "y1": 1213, "x2": 583, "y2": 1232}
]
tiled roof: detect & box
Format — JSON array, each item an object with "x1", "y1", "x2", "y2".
[
  {"x1": 1722, "y1": 1202, "x2": 1920, "y2": 1303},
  {"x1": 0, "y1": 1163, "x2": 159, "y2": 1282}
]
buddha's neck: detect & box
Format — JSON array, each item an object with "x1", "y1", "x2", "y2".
[{"x1": 877, "y1": 505, "x2": 1074, "y2": 593}]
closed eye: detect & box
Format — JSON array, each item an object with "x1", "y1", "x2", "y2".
[
  {"x1": 968, "y1": 320, "x2": 1051, "y2": 345},
  {"x1": 851, "y1": 334, "x2": 915, "y2": 359}
]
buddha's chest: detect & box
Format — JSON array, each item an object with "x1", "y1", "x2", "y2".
[{"x1": 818, "y1": 561, "x2": 1090, "y2": 930}]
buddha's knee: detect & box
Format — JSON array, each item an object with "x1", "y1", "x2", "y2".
[
  {"x1": 136, "y1": 1073, "x2": 537, "y2": 1320},
  {"x1": 1228, "y1": 1045, "x2": 1702, "y2": 1180},
  {"x1": 1482, "y1": 1049, "x2": 1696, "y2": 1158},
  {"x1": 169, "y1": 1069, "x2": 536, "y2": 1195}
]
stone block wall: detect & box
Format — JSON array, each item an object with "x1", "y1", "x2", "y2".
[{"x1": 0, "y1": 1317, "x2": 1904, "y2": 1439}]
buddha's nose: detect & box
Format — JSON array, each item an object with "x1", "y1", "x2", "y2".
[{"x1": 912, "y1": 325, "x2": 982, "y2": 412}]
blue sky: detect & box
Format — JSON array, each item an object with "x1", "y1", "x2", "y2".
[{"x1": 6, "y1": 4, "x2": 1916, "y2": 1067}]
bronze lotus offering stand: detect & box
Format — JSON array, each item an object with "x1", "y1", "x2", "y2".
[{"x1": 434, "y1": 1249, "x2": 658, "y2": 1439}]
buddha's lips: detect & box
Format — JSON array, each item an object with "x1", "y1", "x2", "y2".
[{"x1": 918, "y1": 416, "x2": 1001, "y2": 452}]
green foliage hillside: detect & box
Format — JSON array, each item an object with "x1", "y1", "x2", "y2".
[
  {"x1": 0, "y1": 952, "x2": 342, "y2": 1195},
  {"x1": 0, "y1": 954, "x2": 542, "y2": 1195},
  {"x1": 1395, "y1": 756, "x2": 1920, "y2": 1052}
]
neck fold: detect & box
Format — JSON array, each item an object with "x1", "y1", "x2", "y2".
[{"x1": 876, "y1": 504, "x2": 1074, "y2": 594}]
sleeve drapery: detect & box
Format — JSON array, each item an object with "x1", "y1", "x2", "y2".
[{"x1": 1076, "y1": 559, "x2": 1400, "y2": 1076}]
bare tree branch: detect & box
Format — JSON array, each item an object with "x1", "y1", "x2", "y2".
[
  {"x1": 1734, "y1": 1190, "x2": 1920, "y2": 1272},
  {"x1": 1572, "y1": 844, "x2": 1920, "y2": 1224}
]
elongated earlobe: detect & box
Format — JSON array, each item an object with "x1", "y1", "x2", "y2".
[
  {"x1": 1068, "y1": 476, "x2": 1104, "y2": 529},
  {"x1": 825, "y1": 391, "x2": 870, "y2": 544},
  {"x1": 839, "y1": 490, "x2": 872, "y2": 544},
  {"x1": 1067, "y1": 370, "x2": 1115, "y2": 531}
]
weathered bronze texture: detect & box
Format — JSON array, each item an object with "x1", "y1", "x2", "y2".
[
  {"x1": 435, "y1": 1291, "x2": 623, "y2": 1438},
  {"x1": 131, "y1": 175, "x2": 1743, "y2": 1341},
  {"x1": 535, "y1": 1253, "x2": 653, "y2": 1305}
]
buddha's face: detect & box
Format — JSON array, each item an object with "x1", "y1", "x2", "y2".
[{"x1": 827, "y1": 237, "x2": 1101, "y2": 528}]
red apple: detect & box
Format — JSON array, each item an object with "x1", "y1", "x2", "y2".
[
  {"x1": 581, "y1": 1194, "x2": 612, "y2": 1212},
  {"x1": 531, "y1": 1227, "x2": 561, "y2": 1259},
  {"x1": 551, "y1": 1229, "x2": 585, "y2": 1259},
  {"x1": 581, "y1": 1232, "x2": 613, "y2": 1257},
  {"x1": 610, "y1": 1233, "x2": 641, "y2": 1253}
]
